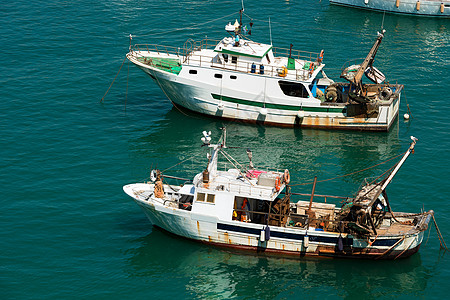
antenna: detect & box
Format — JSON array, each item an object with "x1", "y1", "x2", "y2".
[
  {"x1": 381, "y1": 11, "x2": 385, "y2": 30},
  {"x1": 241, "y1": 0, "x2": 245, "y2": 12}
]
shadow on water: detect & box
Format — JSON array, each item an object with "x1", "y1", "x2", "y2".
[
  {"x1": 127, "y1": 106, "x2": 402, "y2": 198},
  {"x1": 124, "y1": 228, "x2": 432, "y2": 299}
]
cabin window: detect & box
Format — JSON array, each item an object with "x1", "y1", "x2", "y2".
[
  {"x1": 189, "y1": 69, "x2": 197, "y2": 75},
  {"x1": 230, "y1": 75, "x2": 237, "y2": 80},
  {"x1": 223, "y1": 54, "x2": 229, "y2": 63},
  {"x1": 196, "y1": 192, "x2": 205, "y2": 202},
  {"x1": 266, "y1": 53, "x2": 271, "y2": 64},
  {"x1": 196, "y1": 192, "x2": 215, "y2": 204},
  {"x1": 214, "y1": 73, "x2": 222, "y2": 79},
  {"x1": 278, "y1": 81, "x2": 309, "y2": 98},
  {"x1": 231, "y1": 56, "x2": 238, "y2": 64},
  {"x1": 206, "y1": 194, "x2": 215, "y2": 203}
]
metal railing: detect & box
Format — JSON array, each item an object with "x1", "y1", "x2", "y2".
[{"x1": 130, "y1": 38, "x2": 321, "y2": 81}]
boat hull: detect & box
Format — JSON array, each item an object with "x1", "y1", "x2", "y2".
[
  {"x1": 126, "y1": 184, "x2": 427, "y2": 260},
  {"x1": 133, "y1": 61, "x2": 400, "y2": 131},
  {"x1": 330, "y1": 0, "x2": 450, "y2": 17}
]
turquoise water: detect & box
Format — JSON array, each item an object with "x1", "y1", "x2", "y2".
[{"x1": 1, "y1": 1, "x2": 449, "y2": 298}]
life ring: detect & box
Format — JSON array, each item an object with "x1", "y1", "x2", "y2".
[
  {"x1": 277, "y1": 66, "x2": 288, "y2": 77},
  {"x1": 317, "y1": 50, "x2": 324, "y2": 63},
  {"x1": 275, "y1": 176, "x2": 281, "y2": 192},
  {"x1": 283, "y1": 169, "x2": 290, "y2": 184},
  {"x1": 308, "y1": 62, "x2": 315, "y2": 75}
]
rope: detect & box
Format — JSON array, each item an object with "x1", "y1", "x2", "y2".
[
  {"x1": 394, "y1": 237, "x2": 415, "y2": 260},
  {"x1": 289, "y1": 152, "x2": 404, "y2": 187},
  {"x1": 100, "y1": 56, "x2": 127, "y2": 103},
  {"x1": 162, "y1": 151, "x2": 203, "y2": 173},
  {"x1": 147, "y1": 59, "x2": 196, "y2": 118},
  {"x1": 375, "y1": 235, "x2": 405, "y2": 260},
  {"x1": 424, "y1": 216, "x2": 432, "y2": 247},
  {"x1": 132, "y1": 12, "x2": 239, "y2": 38},
  {"x1": 432, "y1": 214, "x2": 448, "y2": 251},
  {"x1": 220, "y1": 149, "x2": 247, "y2": 173},
  {"x1": 125, "y1": 58, "x2": 129, "y2": 109},
  {"x1": 243, "y1": 11, "x2": 380, "y2": 39},
  {"x1": 220, "y1": 150, "x2": 255, "y2": 186},
  {"x1": 404, "y1": 93, "x2": 413, "y2": 119}
]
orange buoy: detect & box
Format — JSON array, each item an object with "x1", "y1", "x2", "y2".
[
  {"x1": 396, "y1": 0, "x2": 400, "y2": 8},
  {"x1": 283, "y1": 169, "x2": 290, "y2": 185},
  {"x1": 308, "y1": 62, "x2": 315, "y2": 75},
  {"x1": 416, "y1": 1, "x2": 420, "y2": 11},
  {"x1": 317, "y1": 50, "x2": 324, "y2": 63},
  {"x1": 275, "y1": 176, "x2": 281, "y2": 192},
  {"x1": 154, "y1": 180, "x2": 164, "y2": 198},
  {"x1": 441, "y1": 3, "x2": 445, "y2": 13}
]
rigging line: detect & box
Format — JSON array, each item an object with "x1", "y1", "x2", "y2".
[
  {"x1": 289, "y1": 152, "x2": 404, "y2": 187},
  {"x1": 219, "y1": 150, "x2": 255, "y2": 186},
  {"x1": 133, "y1": 11, "x2": 240, "y2": 38},
  {"x1": 149, "y1": 62, "x2": 193, "y2": 118},
  {"x1": 220, "y1": 149, "x2": 247, "y2": 172},
  {"x1": 404, "y1": 93, "x2": 413, "y2": 119},
  {"x1": 100, "y1": 56, "x2": 127, "y2": 103},
  {"x1": 424, "y1": 214, "x2": 433, "y2": 246},
  {"x1": 245, "y1": 11, "x2": 376, "y2": 39},
  {"x1": 432, "y1": 214, "x2": 448, "y2": 251},
  {"x1": 368, "y1": 162, "x2": 397, "y2": 186},
  {"x1": 162, "y1": 151, "x2": 203, "y2": 173},
  {"x1": 375, "y1": 235, "x2": 406, "y2": 260}
]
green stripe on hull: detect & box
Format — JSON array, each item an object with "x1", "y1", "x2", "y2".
[{"x1": 211, "y1": 94, "x2": 345, "y2": 113}]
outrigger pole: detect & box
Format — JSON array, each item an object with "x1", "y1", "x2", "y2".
[
  {"x1": 380, "y1": 136, "x2": 418, "y2": 191},
  {"x1": 364, "y1": 136, "x2": 418, "y2": 205},
  {"x1": 342, "y1": 29, "x2": 386, "y2": 94}
]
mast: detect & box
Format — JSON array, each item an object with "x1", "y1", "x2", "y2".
[
  {"x1": 365, "y1": 136, "x2": 418, "y2": 206},
  {"x1": 380, "y1": 136, "x2": 418, "y2": 191},
  {"x1": 202, "y1": 129, "x2": 227, "y2": 179}
]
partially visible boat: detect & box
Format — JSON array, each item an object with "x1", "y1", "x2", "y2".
[
  {"x1": 124, "y1": 129, "x2": 434, "y2": 259},
  {"x1": 330, "y1": 0, "x2": 450, "y2": 17},
  {"x1": 127, "y1": 9, "x2": 403, "y2": 131}
]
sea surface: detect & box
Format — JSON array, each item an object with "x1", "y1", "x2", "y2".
[{"x1": 1, "y1": 0, "x2": 449, "y2": 299}]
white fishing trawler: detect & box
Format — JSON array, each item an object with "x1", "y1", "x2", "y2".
[
  {"x1": 124, "y1": 129, "x2": 434, "y2": 259},
  {"x1": 330, "y1": 0, "x2": 450, "y2": 17},
  {"x1": 126, "y1": 9, "x2": 402, "y2": 131}
]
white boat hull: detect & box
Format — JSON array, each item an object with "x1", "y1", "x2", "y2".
[
  {"x1": 330, "y1": 0, "x2": 450, "y2": 17},
  {"x1": 135, "y1": 61, "x2": 400, "y2": 131},
  {"x1": 125, "y1": 183, "x2": 428, "y2": 259}
]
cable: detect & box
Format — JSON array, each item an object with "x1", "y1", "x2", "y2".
[{"x1": 289, "y1": 152, "x2": 404, "y2": 187}]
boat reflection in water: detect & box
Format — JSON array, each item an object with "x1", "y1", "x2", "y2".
[
  {"x1": 125, "y1": 228, "x2": 431, "y2": 298},
  {"x1": 128, "y1": 107, "x2": 400, "y2": 194}
]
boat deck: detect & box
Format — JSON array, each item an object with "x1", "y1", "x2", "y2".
[{"x1": 377, "y1": 223, "x2": 415, "y2": 236}]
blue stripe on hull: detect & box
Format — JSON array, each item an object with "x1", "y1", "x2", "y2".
[{"x1": 217, "y1": 223, "x2": 401, "y2": 247}]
